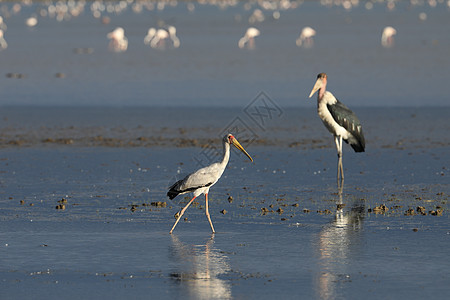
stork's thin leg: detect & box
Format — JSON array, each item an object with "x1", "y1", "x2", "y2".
[
  {"x1": 205, "y1": 193, "x2": 216, "y2": 234},
  {"x1": 339, "y1": 136, "x2": 344, "y2": 182},
  {"x1": 169, "y1": 196, "x2": 196, "y2": 234},
  {"x1": 335, "y1": 136, "x2": 344, "y2": 184},
  {"x1": 334, "y1": 137, "x2": 341, "y2": 183}
]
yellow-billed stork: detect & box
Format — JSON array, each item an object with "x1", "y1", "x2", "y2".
[{"x1": 168, "y1": 134, "x2": 253, "y2": 234}]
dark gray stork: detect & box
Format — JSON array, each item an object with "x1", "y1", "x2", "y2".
[
  {"x1": 168, "y1": 134, "x2": 253, "y2": 234},
  {"x1": 309, "y1": 73, "x2": 365, "y2": 182}
]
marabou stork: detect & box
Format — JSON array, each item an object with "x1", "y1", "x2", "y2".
[
  {"x1": 308, "y1": 73, "x2": 365, "y2": 183},
  {"x1": 168, "y1": 134, "x2": 253, "y2": 234}
]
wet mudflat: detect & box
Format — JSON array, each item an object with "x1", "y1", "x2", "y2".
[
  {"x1": 0, "y1": 113, "x2": 449, "y2": 299},
  {"x1": 0, "y1": 0, "x2": 449, "y2": 298}
]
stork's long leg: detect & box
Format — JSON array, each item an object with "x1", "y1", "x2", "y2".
[
  {"x1": 334, "y1": 137, "x2": 341, "y2": 182},
  {"x1": 169, "y1": 196, "x2": 197, "y2": 234},
  {"x1": 335, "y1": 136, "x2": 344, "y2": 184},
  {"x1": 205, "y1": 193, "x2": 216, "y2": 234},
  {"x1": 338, "y1": 135, "x2": 344, "y2": 181}
]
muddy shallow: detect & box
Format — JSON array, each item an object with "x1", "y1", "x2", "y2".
[
  {"x1": 0, "y1": 0, "x2": 450, "y2": 298},
  {"x1": 1, "y1": 137, "x2": 449, "y2": 299}
]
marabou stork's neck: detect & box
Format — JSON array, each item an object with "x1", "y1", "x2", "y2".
[{"x1": 317, "y1": 79, "x2": 327, "y2": 102}]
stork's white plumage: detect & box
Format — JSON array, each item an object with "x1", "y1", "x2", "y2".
[
  {"x1": 168, "y1": 134, "x2": 253, "y2": 234},
  {"x1": 308, "y1": 73, "x2": 365, "y2": 183}
]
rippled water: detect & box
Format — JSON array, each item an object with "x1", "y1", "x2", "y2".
[
  {"x1": 1, "y1": 1, "x2": 450, "y2": 299},
  {"x1": 0, "y1": 106, "x2": 449, "y2": 299}
]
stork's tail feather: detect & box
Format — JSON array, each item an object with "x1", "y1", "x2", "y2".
[
  {"x1": 345, "y1": 131, "x2": 365, "y2": 153},
  {"x1": 167, "y1": 179, "x2": 183, "y2": 200},
  {"x1": 350, "y1": 142, "x2": 365, "y2": 152}
]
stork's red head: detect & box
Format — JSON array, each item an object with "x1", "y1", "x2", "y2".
[
  {"x1": 224, "y1": 134, "x2": 253, "y2": 162},
  {"x1": 227, "y1": 134, "x2": 235, "y2": 144}
]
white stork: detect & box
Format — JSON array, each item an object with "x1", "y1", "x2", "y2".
[
  {"x1": 168, "y1": 134, "x2": 253, "y2": 234},
  {"x1": 308, "y1": 73, "x2": 365, "y2": 183}
]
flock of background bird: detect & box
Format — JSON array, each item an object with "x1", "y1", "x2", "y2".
[
  {"x1": 0, "y1": 0, "x2": 445, "y2": 52},
  {"x1": 107, "y1": 23, "x2": 398, "y2": 52}
]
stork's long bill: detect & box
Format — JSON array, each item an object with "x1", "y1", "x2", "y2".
[
  {"x1": 231, "y1": 136, "x2": 253, "y2": 162},
  {"x1": 308, "y1": 73, "x2": 327, "y2": 98}
]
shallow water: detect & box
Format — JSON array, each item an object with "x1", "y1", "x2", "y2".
[
  {"x1": 1, "y1": 0, "x2": 450, "y2": 299},
  {"x1": 1, "y1": 119, "x2": 449, "y2": 299}
]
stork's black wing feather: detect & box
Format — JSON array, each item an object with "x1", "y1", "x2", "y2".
[
  {"x1": 327, "y1": 99, "x2": 365, "y2": 152},
  {"x1": 167, "y1": 179, "x2": 214, "y2": 200}
]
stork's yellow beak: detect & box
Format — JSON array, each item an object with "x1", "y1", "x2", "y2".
[
  {"x1": 232, "y1": 138, "x2": 253, "y2": 162},
  {"x1": 309, "y1": 78, "x2": 323, "y2": 98}
]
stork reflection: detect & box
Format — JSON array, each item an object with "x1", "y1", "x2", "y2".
[
  {"x1": 315, "y1": 186, "x2": 365, "y2": 299},
  {"x1": 169, "y1": 234, "x2": 232, "y2": 300}
]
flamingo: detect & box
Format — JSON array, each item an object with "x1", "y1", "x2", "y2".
[
  {"x1": 296, "y1": 26, "x2": 316, "y2": 48},
  {"x1": 238, "y1": 27, "x2": 260, "y2": 49},
  {"x1": 107, "y1": 27, "x2": 128, "y2": 52},
  {"x1": 381, "y1": 26, "x2": 397, "y2": 48}
]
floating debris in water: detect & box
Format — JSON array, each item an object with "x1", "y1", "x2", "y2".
[
  {"x1": 429, "y1": 208, "x2": 443, "y2": 216},
  {"x1": 405, "y1": 208, "x2": 416, "y2": 216},
  {"x1": 6, "y1": 73, "x2": 26, "y2": 79},
  {"x1": 55, "y1": 204, "x2": 65, "y2": 210},
  {"x1": 416, "y1": 206, "x2": 427, "y2": 215},
  {"x1": 369, "y1": 204, "x2": 388, "y2": 214},
  {"x1": 337, "y1": 203, "x2": 346, "y2": 210},
  {"x1": 150, "y1": 201, "x2": 167, "y2": 208}
]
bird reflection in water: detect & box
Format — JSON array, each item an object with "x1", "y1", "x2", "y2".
[
  {"x1": 315, "y1": 185, "x2": 365, "y2": 300},
  {"x1": 169, "y1": 234, "x2": 232, "y2": 300}
]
